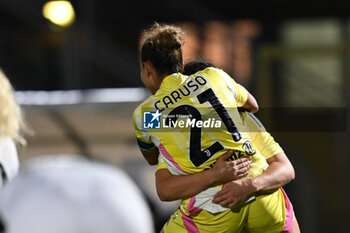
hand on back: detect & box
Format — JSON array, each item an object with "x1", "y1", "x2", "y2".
[{"x1": 211, "y1": 150, "x2": 251, "y2": 185}]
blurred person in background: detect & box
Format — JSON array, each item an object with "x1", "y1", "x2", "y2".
[
  {"x1": 0, "y1": 69, "x2": 27, "y2": 189},
  {"x1": 0, "y1": 155, "x2": 154, "y2": 233},
  {"x1": 134, "y1": 23, "x2": 298, "y2": 233}
]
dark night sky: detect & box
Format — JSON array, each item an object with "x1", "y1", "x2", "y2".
[{"x1": 0, "y1": 0, "x2": 349, "y2": 90}]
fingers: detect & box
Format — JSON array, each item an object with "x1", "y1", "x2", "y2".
[
  {"x1": 212, "y1": 192, "x2": 237, "y2": 207},
  {"x1": 214, "y1": 153, "x2": 251, "y2": 181},
  {"x1": 230, "y1": 159, "x2": 251, "y2": 171},
  {"x1": 228, "y1": 201, "x2": 239, "y2": 208},
  {"x1": 238, "y1": 160, "x2": 252, "y2": 171},
  {"x1": 213, "y1": 189, "x2": 240, "y2": 208},
  {"x1": 218, "y1": 151, "x2": 251, "y2": 165},
  {"x1": 233, "y1": 157, "x2": 250, "y2": 165},
  {"x1": 233, "y1": 164, "x2": 250, "y2": 179},
  {"x1": 218, "y1": 150, "x2": 233, "y2": 161},
  {"x1": 212, "y1": 190, "x2": 228, "y2": 203},
  {"x1": 235, "y1": 171, "x2": 249, "y2": 179}
]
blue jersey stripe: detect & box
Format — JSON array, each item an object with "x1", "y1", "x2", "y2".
[
  {"x1": 137, "y1": 138, "x2": 155, "y2": 151},
  {"x1": 248, "y1": 113, "x2": 262, "y2": 127}
]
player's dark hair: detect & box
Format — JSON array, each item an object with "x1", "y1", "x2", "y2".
[
  {"x1": 140, "y1": 23, "x2": 185, "y2": 77},
  {"x1": 183, "y1": 61, "x2": 216, "y2": 75}
]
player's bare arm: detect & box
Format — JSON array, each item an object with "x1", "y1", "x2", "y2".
[
  {"x1": 212, "y1": 151, "x2": 295, "y2": 208},
  {"x1": 241, "y1": 92, "x2": 259, "y2": 113},
  {"x1": 251, "y1": 151, "x2": 295, "y2": 193},
  {"x1": 155, "y1": 150, "x2": 251, "y2": 201}
]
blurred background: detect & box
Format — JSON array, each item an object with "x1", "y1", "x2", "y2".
[{"x1": 0, "y1": 0, "x2": 349, "y2": 232}]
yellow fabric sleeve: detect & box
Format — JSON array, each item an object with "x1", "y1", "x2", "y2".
[
  {"x1": 208, "y1": 67, "x2": 248, "y2": 107},
  {"x1": 133, "y1": 106, "x2": 155, "y2": 151},
  {"x1": 242, "y1": 112, "x2": 284, "y2": 160},
  {"x1": 233, "y1": 83, "x2": 249, "y2": 107}
]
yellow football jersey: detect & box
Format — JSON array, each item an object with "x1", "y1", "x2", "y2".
[
  {"x1": 134, "y1": 67, "x2": 266, "y2": 176},
  {"x1": 156, "y1": 111, "x2": 283, "y2": 171},
  {"x1": 240, "y1": 112, "x2": 284, "y2": 160},
  {"x1": 157, "y1": 112, "x2": 287, "y2": 231},
  {"x1": 134, "y1": 67, "x2": 273, "y2": 214}
]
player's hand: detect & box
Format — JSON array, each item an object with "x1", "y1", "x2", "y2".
[
  {"x1": 211, "y1": 150, "x2": 251, "y2": 185},
  {"x1": 212, "y1": 179, "x2": 256, "y2": 208}
]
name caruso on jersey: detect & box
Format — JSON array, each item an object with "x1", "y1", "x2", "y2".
[
  {"x1": 134, "y1": 67, "x2": 264, "y2": 174},
  {"x1": 154, "y1": 75, "x2": 207, "y2": 112}
]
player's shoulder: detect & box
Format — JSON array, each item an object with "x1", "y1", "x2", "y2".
[
  {"x1": 196, "y1": 67, "x2": 236, "y2": 85},
  {"x1": 198, "y1": 67, "x2": 229, "y2": 77},
  {"x1": 139, "y1": 95, "x2": 155, "y2": 107},
  {"x1": 241, "y1": 112, "x2": 265, "y2": 132},
  {"x1": 133, "y1": 96, "x2": 154, "y2": 118}
]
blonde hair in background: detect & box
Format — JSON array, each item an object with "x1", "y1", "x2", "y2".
[{"x1": 0, "y1": 69, "x2": 26, "y2": 145}]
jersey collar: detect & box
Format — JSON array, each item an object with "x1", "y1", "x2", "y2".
[{"x1": 158, "y1": 73, "x2": 183, "y2": 92}]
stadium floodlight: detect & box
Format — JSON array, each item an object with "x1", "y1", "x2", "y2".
[{"x1": 42, "y1": 1, "x2": 75, "y2": 27}]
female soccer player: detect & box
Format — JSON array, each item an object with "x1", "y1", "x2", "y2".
[
  {"x1": 133, "y1": 23, "x2": 296, "y2": 232},
  {"x1": 155, "y1": 61, "x2": 300, "y2": 233},
  {"x1": 0, "y1": 69, "x2": 26, "y2": 189}
]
